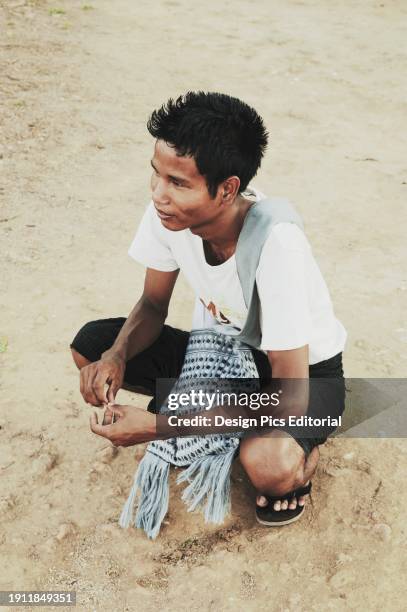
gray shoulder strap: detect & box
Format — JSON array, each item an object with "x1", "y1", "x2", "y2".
[{"x1": 230, "y1": 197, "x2": 303, "y2": 348}]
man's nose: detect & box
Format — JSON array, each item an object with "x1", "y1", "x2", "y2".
[{"x1": 151, "y1": 177, "x2": 170, "y2": 206}]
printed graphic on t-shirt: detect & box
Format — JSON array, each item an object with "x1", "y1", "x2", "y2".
[{"x1": 200, "y1": 298, "x2": 231, "y2": 325}]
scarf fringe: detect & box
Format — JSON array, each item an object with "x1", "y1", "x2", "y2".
[
  {"x1": 177, "y1": 447, "x2": 236, "y2": 524},
  {"x1": 119, "y1": 451, "x2": 170, "y2": 540}
]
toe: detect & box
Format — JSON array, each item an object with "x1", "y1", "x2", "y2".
[
  {"x1": 273, "y1": 500, "x2": 281, "y2": 511},
  {"x1": 298, "y1": 481, "x2": 310, "y2": 507},
  {"x1": 280, "y1": 500, "x2": 289, "y2": 510},
  {"x1": 288, "y1": 498, "x2": 297, "y2": 510},
  {"x1": 256, "y1": 495, "x2": 268, "y2": 507}
]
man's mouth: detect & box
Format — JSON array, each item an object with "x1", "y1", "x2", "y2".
[{"x1": 155, "y1": 208, "x2": 174, "y2": 220}]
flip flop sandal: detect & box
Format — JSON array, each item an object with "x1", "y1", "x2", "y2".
[{"x1": 255, "y1": 482, "x2": 312, "y2": 526}]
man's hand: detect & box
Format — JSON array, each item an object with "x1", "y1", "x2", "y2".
[
  {"x1": 80, "y1": 355, "x2": 125, "y2": 407},
  {"x1": 89, "y1": 405, "x2": 157, "y2": 446}
]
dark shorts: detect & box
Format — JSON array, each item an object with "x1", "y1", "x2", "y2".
[{"x1": 71, "y1": 317, "x2": 345, "y2": 458}]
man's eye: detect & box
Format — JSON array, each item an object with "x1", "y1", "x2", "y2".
[{"x1": 171, "y1": 179, "x2": 183, "y2": 187}]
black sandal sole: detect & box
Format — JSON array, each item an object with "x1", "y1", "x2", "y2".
[{"x1": 255, "y1": 504, "x2": 305, "y2": 526}]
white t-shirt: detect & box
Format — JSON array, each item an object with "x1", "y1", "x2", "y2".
[{"x1": 128, "y1": 188, "x2": 347, "y2": 365}]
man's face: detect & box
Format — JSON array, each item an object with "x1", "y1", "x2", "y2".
[{"x1": 150, "y1": 139, "x2": 223, "y2": 232}]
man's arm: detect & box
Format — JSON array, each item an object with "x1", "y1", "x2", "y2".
[
  {"x1": 267, "y1": 345, "x2": 308, "y2": 378},
  {"x1": 81, "y1": 267, "x2": 179, "y2": 406},
  {"x1": 103, "y1": 267, "x2": 179, "y2": 362}
]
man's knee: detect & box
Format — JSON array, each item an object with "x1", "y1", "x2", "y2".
[
  {"x1": 239, "y1": 434, "x2": 305, "y2": 495},
  {"x1": 70, "y1": 347, "x2": 90, "y2": 370},
  {"x1": 70, "y1": 320, "x2": 102, "y2": 369}
]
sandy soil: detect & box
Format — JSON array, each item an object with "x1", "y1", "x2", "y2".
[{"x1": 1, "y1": 0, "x2": 407, "y2": 610}]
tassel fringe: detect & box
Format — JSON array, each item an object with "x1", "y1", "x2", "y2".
[
  {"x1": 119, "y1": 451, "x2": 170, "y2": 540},
  {"x1": 177, "y1": 448, "x2": 236, "y2": 524}
]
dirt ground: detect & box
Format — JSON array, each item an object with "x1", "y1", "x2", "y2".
[{"x1": 1, "y1": 0, "x2": 407, "y2": 610}]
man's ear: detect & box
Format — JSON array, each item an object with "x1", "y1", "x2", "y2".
[{"x1": 220, "y1": 176, "x2": 241, "y2": 203}]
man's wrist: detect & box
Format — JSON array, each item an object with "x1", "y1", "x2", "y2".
[
  {"x1": 155, "y1": 414, "x2": 177, "y2": 439},
  {"x1": 149, "y1": 413, "x2": 159, "y2": 440},
  {"x1": 101, "y1": 347, "x2": 127, "y2": 363}
]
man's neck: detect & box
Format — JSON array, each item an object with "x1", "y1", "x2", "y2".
[{"x1": 193, "y1": 195, "x2": 254, "y2": 250}]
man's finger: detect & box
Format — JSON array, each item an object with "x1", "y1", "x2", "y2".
[
  {"x1": 107, "y1": 382, "x2": 119, "y2": 404},
  {"x1": 103, "y1": 407, "x2": 119, "y2": 425},
  {"x1": 80, "y1": 366, "x2": 92, "y2": 402},
  {"x1": 90, "y1": 412, "x2": 111, "y2": 438},
  {"x1": 84, "y1": 367, "x2": 96, "y2": 403},
  {"x1": 86, "y1": 369, "x2": 102, "y2": 406},
  {"x1": 80, "y1": 368, "x2": 86, "y2": 398},
  {"x1": 92, "y1": 374, "x2": 108, "y2": 406},
  {"x1": 107, "y1": 404, "x2": 125, "y2": 418}
]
